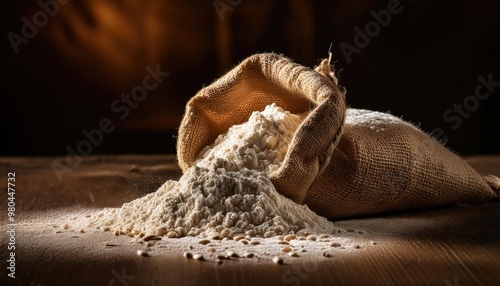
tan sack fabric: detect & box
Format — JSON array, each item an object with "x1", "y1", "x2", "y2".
[
  {"x1": 177, "y1": 53, "x2": 346, "y2": 204},
  {"x1": 177, "y1": 52, "x2": 499, "y2": 219}
]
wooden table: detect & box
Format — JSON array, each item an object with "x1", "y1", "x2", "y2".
[{"x1": 1, "y1": 155, "x2": 499, "y2": 286}]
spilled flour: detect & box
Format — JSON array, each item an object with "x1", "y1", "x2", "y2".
[{"x1": 92, "y1": 104, "x2": 339, "y2": 239}]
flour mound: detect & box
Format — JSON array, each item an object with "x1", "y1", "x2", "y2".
[
  {"x1": 92, "y1": 104, "x2": 337, "y2": 238},
  {"x1": 196, "y1": 103, "x2": 304, "y2": 174}
]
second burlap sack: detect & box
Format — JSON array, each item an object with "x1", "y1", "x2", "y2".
[{"x1": 177, "y1": 53, "x2": 499, "y2": 219}]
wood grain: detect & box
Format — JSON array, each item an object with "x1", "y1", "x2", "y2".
[{"x1": 1, "y1": 155, "x2": 499, "y2": 286}]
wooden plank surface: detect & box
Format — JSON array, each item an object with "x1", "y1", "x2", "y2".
[{"x1": 1, "y1": 155, "x2": 499, "y2": 286}]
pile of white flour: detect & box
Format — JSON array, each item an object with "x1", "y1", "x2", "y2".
[{"x1": 92, "y1": 104, "x2": 338, "y2": 238}]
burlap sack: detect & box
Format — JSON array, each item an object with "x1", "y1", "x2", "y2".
[{"x1": 177, "y1": 53, "x2": 499, "y2": 219}]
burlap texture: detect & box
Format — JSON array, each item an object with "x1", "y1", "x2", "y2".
[
  {"x1": 177, "y1": 53, "x2": 499, "y2": 219},
  {"x1": 304, "y1": 109, "x2": 498, "y2": 218},
  {"x1": 177, "y1": 53, "x2": 346, "y2": 203}
]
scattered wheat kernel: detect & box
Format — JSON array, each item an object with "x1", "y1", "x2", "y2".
[
  {"x1": 288, "y1": 252, "x2": 299, "y2": 257},
  {"x1": 198, "y1": 239, "x2": 211, "y2": 245},
  {"x1": 193, "y1": 254, "x2": 204, "y2": 261},
  {"x1": 137, "y1": 250, "x2": 149, "y2": 257},
  {"x1": 126, "y1": 232, "x2": 134, "y2": 237},
  {"x1": 63, "y1": 224, "x2": 70, "y2": 230},
  {"x1": 55, "y1": 231, "x2": 62, "y2": 234},
  {"x1": 272, "y1": 256, "x2": 283, "y2": 265},
  {"x1": 70, "y1": 235, "x2": 79, "y2": 238},
  {"x1": 208, "y1": 247, "x2": 216, "y2": 252},
  {"x1": 233, "y1": 235, "x2": 245, "y2": 241},
  {"x1": 143, "y1": 235, "x2": 162, "y2": 241},
  {"x1": 183, "y1": 252, "x2": 193, "y2": 259},
  {"x1": 354, "y1": 245, "x2": 361, "y2": 249},
  {"x1": 371, "y1": 241, "x2": 378, "y2": 245},
  {"x1": 222, "y1": 237, "x2": 229, "y2": 241},
  {"x1": 227, "y1": 251, "x2": 239, "y2": 258},
  {"x1": 318, "y1": 234, "x2": 330, "y2": 239},
  {"x1": 139, "y1": 233, "x2": 145, "y2": 238},
  {"x1": 281, "y1": 246, "x2": 292, "y2": 253},
  {"x1": 277, "y1": 235, "x2": 284, "y2": 240},
  {"x1": 298, "y1": 237, "x2": 306, "y2": 240},
  {"x1": 284, "y1": 234, "x2": 296, "y2": 241},
  {"x1": 133, "y1": 230, "x2": 140, "y2": 235},
  {"x1": 301, "y1": 249, "x2": 307, "y2": 252},
  {"x1": 103, "y1": 227, "x2": 110, "y2": 232},
  {"x1": 189, "y1": 245, "x2": 194, "y2": 250},
  {"x1": 306, "y1": 235, "x2": 317, "y2": 241},
  {"x1": 347, "y1": 229, "x2": 356, "y2": 233},
  {"x1": 85, "y1": 214, "x2": 91, "y2": 218},
  {"x1": 210, "y1": 234, "x2": 220, "y2": 240},
  {"x1": 330, "y1": 242, "x2": 341, "y2": 247},
  {"x1": 243, "y1": 252, "x2": 254, "y2": 258},
  {"x1": 167, "y1": 231, "x2": 177, "y2": 238},
  {"x1": 79, "y1": 229, "x2": 85, "y2": 233},
  {"x1": 323, "y1": 252, "x2": 331, "y2": 258},
  {"x1": 278, "y1": 241, "x2": 289, "y2": 245},
  {"x1": 239, "y1": 239, "x2": 249, "y2": 245},
  {"x1": 250, "y1": 241, "x2": 261, "y2": 245}
]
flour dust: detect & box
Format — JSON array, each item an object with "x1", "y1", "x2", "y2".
[{"x1": 91, "y1": 104, "x2": 339, "y2": 239}]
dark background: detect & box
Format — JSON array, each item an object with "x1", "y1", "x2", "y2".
[{"x1": 1, "y1": 0, "x2": 499, "y2": 156}]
